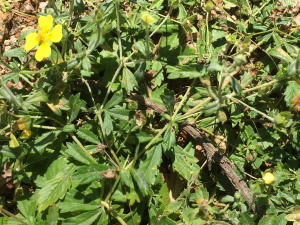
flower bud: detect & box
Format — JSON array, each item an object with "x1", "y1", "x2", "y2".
[
  {"x1": 128, "y1": 101, "x2": 138, "y2": 111},
  {"x1": 233, "y1": 54, "x2": 247, "y2": 66},
  {"x1": 204, "y1": 1, "x2": 214, "y2": 12}
]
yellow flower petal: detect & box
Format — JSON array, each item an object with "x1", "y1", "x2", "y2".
[
  {"x1": 263, "y1": 172, "x2": 275, "y2": 185},
  {"x1": 35, "y1": 41, "x2": 51, "y2": 61},
  {"x1": 24, "y1": 32, "x2": 39, "y2": 51},
  {"x1": 47, "y1": 24, "x2": 62, "y2": 43},
  {"x1": 38, "y1": 15, "x2": 53, "y2": 34}
]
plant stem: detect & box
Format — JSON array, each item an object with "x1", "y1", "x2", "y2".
[
  {"x1": 20, "y1": 68, "x2": 50, "y2": 74},
  {"x1": 145, "y1": 26, "x2": 150, "y2": 57},
  {"x1": 33, "y1": 124, "x2": 63, "y2": 130},
  {"x1": 137, "y1": 124, "x2": 168, "y2": 158},
  {"x1": 150, "y1": 7, "x2": 173, "y2": 37},
  {"x1": 69, "y1": 132, "x2": 98, "y2": 163},
  {"x1": 115, "y1": 2, "x2": 123, "y2": 60},
  {"x1": 0, "y1": 206, "x2": 28, "y2": 225},
  {"x1": 104, "y1": 175, "x2": 121, "y2": 202},
  {"x1": 172, "y1": 79, "x2": 196, "y2": 120},
  {"x1": 82, "y1": 78, "x2": 96, "y2": 107},
  {"x1": 174, "y1": 97, "x2": 212, "y2": 122},
  {"x1": 19, "y1": 74, "x2": 34, "y2": 87},
  {"x1": 210, "y1": 0, "x2": 236, "y2": 24},
  {"x1": 231, "y1": 97, "x2": 274, "y2": 122},
  {"x1": 101, "y1": 200, "x2": 126, "y2": 225},
  {"x1": 0, "y1": 77, "x2": 27, "y2": 111}
]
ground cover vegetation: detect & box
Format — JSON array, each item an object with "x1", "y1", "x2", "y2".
[{"x1": 0, "y1": 0, "x2": 300, "y2": 224}]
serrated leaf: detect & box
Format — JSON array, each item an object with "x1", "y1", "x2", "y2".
[
  {"x1": 57, "y1": 189, "x2": 100, "y2": 213},
  {"x1": 77, "y1": 128, "x2": 100, "y2": 144},
  {"x1": 152, "y1": 61, "x2": 164, "y2": 86},
  {"x1": 133, "y1": 41, "x2": 147, "y2": 57},
  {"x1": 104, "y1": 91, "x2": 124, "y2": 109},
  {"x1": 47, "y1": 203, "x2": 59, "y2": 225},
  {"x1": 106, "y1": 106, "x2": 130, "y2": 121},
  {"x1": 168, "y1": 64, "x2": 206, "y2": 79},
  {"x1": 68, "y1": 93, "x2": 82, "y2": 123},
  {"x1": 17, "y1": 200, "x2": 37, "y2": 224},
  {"x1": 65, "y1": 142, "x2": 96, "y2": 165},
  {"x1": 37, "y1": 163, "x2": 76, "y2": 212},
  {"x1": 284, "y1": 81, "x2": 300, "y2": 107},
  {"x1": 3, "y1": 48, "x2": 27, "y2": 58},
  {"x1": 72, "y1": 163, "x2": 109, "y2": 184},
  {"x1": 122, "y1": 67, "x2": 138, "y2": 94},
  {"x1": 161, "y1": 89, "x2": 175, "y2": 115},
  {"x1": 130, "y1": 169, "x2": 150, "y2": 196},
  {"x1": 60, "y1": 209, "x2": 101, "y2": 225},
  {"x1": 120, "y1": 169, "x2": 134, "y2": 188},
  {"x1": 139, "y1": 144, "x2": 162, "y2": 185}
]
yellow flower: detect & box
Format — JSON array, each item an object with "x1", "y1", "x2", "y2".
[
  {"x1": 262, "y1": 171, "x2": 275, "y2": 185},
  {"x1": 24, "y1": 15, "x2": 62, "y2": 61},
  {"x1": 140, "y1": 11, "x2": 158, "y2": 26}
]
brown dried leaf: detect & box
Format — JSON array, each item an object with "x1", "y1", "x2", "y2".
[{"x1": 291, "y1": 90, "x2": 300, "y2": 111}]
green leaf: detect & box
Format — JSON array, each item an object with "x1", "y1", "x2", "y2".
[
  {"x1": 104, "y1": 91, "x2": 124, "y2": 109},
  {"x1": 284, "y1": 81, "x2": 300, "y2": 107},
  {"x1": 18, "y1": 29, "x2": 38, "y2": 43},
  {"x1": 25, "y1": 90, "x2": 49, "y2": 103},
  {"x1": 47, "y1": 203, "x2": 59, "y2": 225},
  {"x1": 122, "y1": 67, "x2": 138, "y2": 94},
  {"x1": 72, "y1": 163, "x2": 109, "y2": 184},
  {"x1": 168, "y1": 64, "x2": 207, "y2": 79},
  {"x1": 161, "y1": 89, "x2": 175, "y2": 115},
  {"x1": 160, "y1": 46, "x2": 197, "y2": 65},
  {"x1": 268, "y1": 47, "x2": 293, "y2": 63},
  {"x1": 150, "y1": 0, "x2": 164, "y2": 8},
  {"x1": 286, "y1": 59, "x2": 300, "y2": 76},
  {"x1": 230, "y1": 77, "x2": 243, "y2": 95},
  {"x1": 82, "y1": 57, "x2": 91, "y2": 71},
  {"x1": 2, "y1": 48, "x2": 27, "y2": 58},
  {"x1": 17, "y1": 200, "x2": 37, "y2": 224},
  {"x1": 37, "y1": 163, "x2": 76, "y2": 212},
  {"x1": 139, "y1": 144, "x2": 162, "y2": 185},
  {"x1": 120, "y1": 169, "x2": 134, "y2": 188},
  {"x1": 65, "y1": 142, "x2": 96, "y2": 165},
  {"x1": 240, "y1": 213, "x2": 254, "y2": 225},
  {"x1": 272, "y1": 32, "x2": 281, "y2": 47},
  {"x1": 74, "y1": 0, "x2": 85, "y2": 14},
  {"x1": 60, "y1": 209, "x2": 101, "y2": 225},
  {"x1": 152, "y1": 61, "x2": 164, "y2": 86},
  {"x1": 68, "y1": 93, "x2": 82, "y2": 123},
  {"x1": 103, "y1": 111, "x2": 113, "y2": 135},
  {"x1": 133, "y1": 41, "x2": 147, "y2": 57},
  {"x1": 106, "y1": 106, "x2": 130, "y2": 120},
  {"x1": 57, "y1": 189, "x2": 100, "y2": 213},
  {"x1": 163, "y1": 124, "x2": 176, "y2": 150},
  {"x1": 202, "y1": 102, "x2": 220, "y2": 116},
  {"x1": 77, "y1": 128, "x2": 100, "y2": 144},
  {"x1": 134, "y1": 61, "x2": 146, "y2": 82},
  {"x1": 63, "y1": 124, "x2": 76, "y2": 132},
  {"x1": 0, "y1": 145, "x2": 26, "y2": 159},
  {"x1": 130, "y1": 169, "x2": 150, "y2": 196}
]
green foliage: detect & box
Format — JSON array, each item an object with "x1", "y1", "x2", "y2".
[{"x1": 1, "y1": 0, "x2": 300, "y2": 224}]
